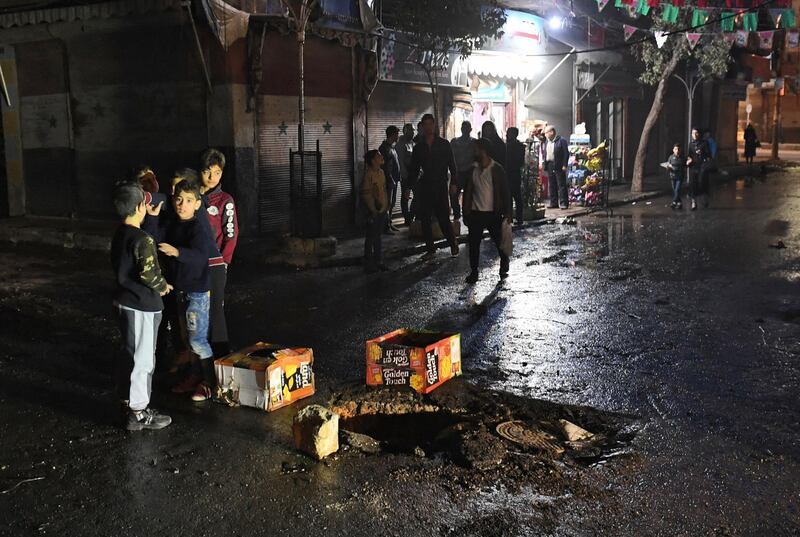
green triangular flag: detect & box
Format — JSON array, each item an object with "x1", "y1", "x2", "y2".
[
  {"x1": 782, "y1": 9, "x2": 797, "y2": 29},
  {"x1": 635, "y1": 0, "x2": 649, "y2": 16},
  {"x1": 720, "y1": 11, "x2": 735, "y2": 33},
  {"x1": 662, "y1": 4, "x2": 679, "y2": 25},
  {"x1": 691, "y1": 9, "x2": 707, "y2": 29},
  {"x1": 743, "y1": 12, "x2": 758, "y2": 32},
  {"x1": 615, "y1": 0, "x2": 623, "y2": 7}
]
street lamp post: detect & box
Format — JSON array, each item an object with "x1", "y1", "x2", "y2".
[{"x1": 673, "y1": 67, "x2": 703, "y2": 155}]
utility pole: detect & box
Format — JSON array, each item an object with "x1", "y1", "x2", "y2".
[{"x1": 771, "y1": 37, "x2": 783, "y2": 161}]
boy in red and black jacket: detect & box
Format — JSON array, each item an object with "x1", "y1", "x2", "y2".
[{"x1": 199, "y1": 148, "x2": 238, "y2": 357}]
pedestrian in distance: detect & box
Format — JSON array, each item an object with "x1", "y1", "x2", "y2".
[
  {"x1": 396, "y1": 123, "x2": 416, "y2": 226},
  {"x1": 463, "y1": 138, "x2": 512, "y2": 284},
  {"x1": 481, "y1": 120, "x2": 506, "y2": 169},
  {"x1": 667, "y1": 143, "x2": 686, "y2": 210},
  {"x1": 144, "y1": 179, "x2": 217, "y2": 403},
  {"x1": 407, "y1": 113, "x2": 460, "y2": 260},
  {"x1": 687, "y1": 127, "x2": 711, "y2": 210},
  {"x1": 199, "y1": 148, "x2": 237, "y2": 360},
  {"x1": 450, "y1": 120, "x2": 476, "y2": 223},
  {"x1": 110, "y1": 181, "x2": 173, "y2": 431},
  {"x1": 379, "y1": 125, "x2": 402, "y2": 234},
  {"x1": 743, "y1": 123, "x2": 758, "y2": 166},
  {"x1": 505, "y1": 127, "x2": 526, "y2": 225},
  {"x1": 542, "y1": 125, "x2": 570, "y2": 209},
  {"x1": 361, "y1": 149, "x2": 390, "y2": 273}
]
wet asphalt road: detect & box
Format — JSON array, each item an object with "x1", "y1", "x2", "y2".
[{"x1": 0, "y1": 171, "x2": 799, "y2": 536}]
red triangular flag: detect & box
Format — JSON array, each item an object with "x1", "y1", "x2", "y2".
[
  {"x1": 623, "y1": 24, "x2": 637, "y2": 41},
  {"x1": 758, "y1": 30, "x2": 775, "y2": 49},
  {"x1": 686, "y1": 32, "x2": 702, "y2": 49}
]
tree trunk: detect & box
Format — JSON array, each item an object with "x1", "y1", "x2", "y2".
[{"x1": 631, "y1": 55, "x2": 680, "y2": 192}]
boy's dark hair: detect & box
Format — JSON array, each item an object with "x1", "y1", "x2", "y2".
[
  {"x1": 421, "y1": 113, "x2": 435, "y2": 124},
  {"x1": 476, "y1": 138, "x2": 493, "y2": 156},
  {"x1": 386, "y1": 125, "x2": 399, "y2": 138},
  {"x1": 507, "y1": 127, "x2": 519, "y2": 139},
  {"x1": 364, "y1": 149, "x2": 380, "y2": 167},
  {"x1": 113, "y1": 180, "x2": 144, "y2": 218},
  {"x1": 200, "y1": 148, "x2": 226, "y2": 171},
  {"x1": 173, "y1": 168, "x2": 200, "y2": 186},
  {"x1": 673, "y1": 143, "x2": 681, "y2": 149},
  {"x1": 173, "y1": 179, "x2": 202, "y2": 201}
]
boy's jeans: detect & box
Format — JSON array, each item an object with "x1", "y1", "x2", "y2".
[
  {"x1": 115, "y1": 304, "x2": 162, "y2": 411},
  {"x1": 176, "y1": 291, "x2": 213, "y2": 360},
  {"x1": 671, "y1": 178, "x2": 683, "y2": 204}
]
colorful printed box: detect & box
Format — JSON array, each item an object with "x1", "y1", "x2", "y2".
[
  {"x1": 366, "y1": 329, "x2": 461, "y2": 394},
  {"x1": 215, "y1": 342, "x2": 315, "y2": 411}
]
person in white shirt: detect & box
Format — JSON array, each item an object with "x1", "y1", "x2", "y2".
[{"x1": 462, "y1": 138, "x2": 512, "y2": 284}]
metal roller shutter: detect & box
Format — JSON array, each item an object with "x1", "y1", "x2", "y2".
[{"x1": 257, "y1": 95, "x2": 354, "y2": 236}]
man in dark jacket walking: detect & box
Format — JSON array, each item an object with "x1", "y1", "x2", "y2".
[
  {"x1": 463, "y1": 138, "x2": 512, "y2": 284},
  {"x1": 505, "y1": 127, "x2": 526, "y2": 224},
  {"x1": 687, "y1": 127, "x2": 711, "y2": 210},
  {"x1": 406, "y1": 113, "x2": 459, "y2": 259},
  {"x1": 542, "y1": 125, "x2": 569, "y2": 209},
  {"x1": 379, "y1": 125, "x2": 401, "y2": 233}
]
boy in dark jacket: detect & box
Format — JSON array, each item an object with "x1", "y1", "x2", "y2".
[
  {"x1": 667, "y1": 143, "x2": 686, "y2": 210},
  {"x1": 145, "y1": 180, "x2": 216, "y2": 402},
  {"x1": 110, "y1": 181, "x2": 173, "y2": 431}
]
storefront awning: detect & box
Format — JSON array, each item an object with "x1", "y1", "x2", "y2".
[{"x1": 467, "y1": 53, "x2": 544, "y2": 81}]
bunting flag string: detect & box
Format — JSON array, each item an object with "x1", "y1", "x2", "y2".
[
  {"x1": 597, "y1": 0, "x2": 610, "y2": 12},
  {"x1": 654, "y1": 30, "x2": 669, "y2": 48},
  {"x1": 722, "y1": 32, "x2": 737, "y2": 48},
  {"x1": 686, "y1": 32, "x2": 702, "y2": 49},
  {"x1": 623, "y1": 24, "x2": 638, "y2": 41},
  {"x1": 735, "y1": 30, "x2": 750, "y2": 47}
]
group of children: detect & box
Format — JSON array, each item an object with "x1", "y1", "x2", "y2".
[{"x1": 110, "y1": 149, "x2": 238, "y2": 431}]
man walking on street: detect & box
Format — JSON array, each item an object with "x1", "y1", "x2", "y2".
[
  {"x1": 379, "y1": 125, "x2": 401, "y2": 233},
  {"x1": 406, "y1": 113, "x2": 459, "y2": 260},
  {"x1": 396, "y1": 123, "x2": 416, "y2": 225},
  {"x1": 463, "y1": 138, "x2": 512, "y2": 284},
  {"x1": 687, "y1": 127, "x2": 711, "y2": 210},
  {"x1": 543, "y1": 125, "x2": 569, "y2": 209},
  {"x1": 505, "y1": 127, "x2": 526, "y2": 224},
  {"x1": 450, "y1": 121, "x2": 476, "y2": 224}
]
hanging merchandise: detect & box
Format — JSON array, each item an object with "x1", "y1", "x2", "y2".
[
  {"x1": 758, "y1": 30, "x2": 775, "y2": 49},
  {"x1": 623, "y1": 24, "x2": 638, "y2": 40},
  {"x1": 686, "y1": 32, "x2": 702, "y2": 49},
  {"x1": 787, "y1": 29, "x2": 800, "y2": 48},
  {"x1": 720, "y1": 11, "x2": 735, "y2": 32},
  {"x1": 735, "y1": 30, "x2": 750, "y2": 47},
  {"x1": 691, "y1": 9, "x2": 707, "y2": 29},
  {"x1": 654, "y1": 30, "x2": 669, "y2": 48},
  {"x1": 743, "y1": 12, "x2": 758, "y2": 32}
]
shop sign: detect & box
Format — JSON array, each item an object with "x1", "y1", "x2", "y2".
[{"x1": 480, "y1": 10, "x2": 547, "y2": 55}]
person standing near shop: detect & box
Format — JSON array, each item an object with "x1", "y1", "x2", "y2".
[
  {"x1": 667, "y1": 143, "x2": 686, "y2": 210},
  {"x1": 505, "y1": 127, "x2": 526, "y2": 225},
  {"x1": 743, "y1": 123, "x2": 758, "y2": 166},
  {"x1": 379, "y1": 125, "x2": 401, "y2": 234},
  {"x1": 396, "y1": 123, "x2": 416, "y2": 225},
  {"x1": 481, "y1": 121, "x2": 506, "y2": 169},
  {"x1": 687, "y1": 127, "x2": 711, "y2": 210},
  {"x1": 463, "y1": 138, "x2": 512, "y2": 284},
  {"x1": 543, "y1": 125, "x2": 569, "y2": 209},
  {"x1": 406, "y1": 113, "x2": 459, "y2": 260},
  {"x1": 450, "y1": 121, "x2": 476, "y2": 223}
]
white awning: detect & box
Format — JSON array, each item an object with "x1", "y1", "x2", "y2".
[{"x1": 466, "y1": 53, "x2": 545, "y2": 81}]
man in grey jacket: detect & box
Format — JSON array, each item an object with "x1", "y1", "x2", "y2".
[{"x1": 542, "y1": 125, "x2": 570, "y2": 209}]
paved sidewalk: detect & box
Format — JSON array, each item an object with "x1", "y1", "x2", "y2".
[{"x1": 0, "y1": 164, "x2": 767, "y2": 266}]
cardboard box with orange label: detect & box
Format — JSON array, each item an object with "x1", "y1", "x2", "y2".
[
  {"x1": 365, "y1": 329, "x2": 461, "y2": 394},
  {"x1": 215, "y1": 342, "x2": 315, "y2": 411}
]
